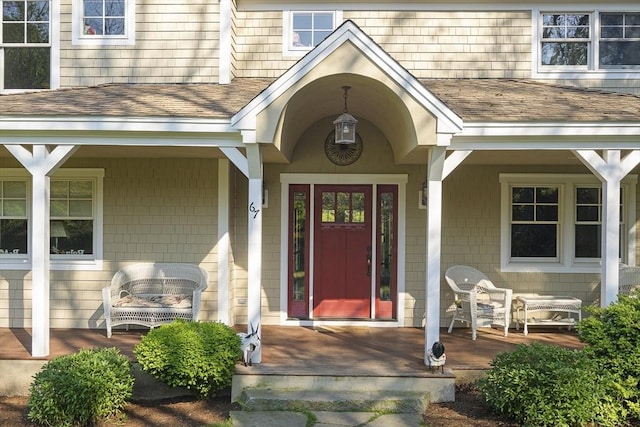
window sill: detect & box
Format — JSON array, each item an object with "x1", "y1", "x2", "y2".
[
  {"x1": 501, "y1": 262, "x2": 602, "y2": 274},
  {"x1": 0, "y1": 258, "x2": 103, "y2": 271}
]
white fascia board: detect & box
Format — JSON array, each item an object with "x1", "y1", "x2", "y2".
[
  {"x1": 0, "y1": 116, "x2": 235, "y2": 133},
  {"x1": 0, "y1": 135, "x2": 244, "y2": 147},
  {"x1": 458, "y1": 122, "x2": 640, "y2": 138},
  {"x1": 239, "y1": 1, "x2": 639, "y2": 12},
  {"x1": 232, "y1": 21, "x2": 463, "y2": 134}
]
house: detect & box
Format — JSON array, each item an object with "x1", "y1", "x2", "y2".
[{"x1": 0, "y1": 1, "x2": 638, "y2": 362}]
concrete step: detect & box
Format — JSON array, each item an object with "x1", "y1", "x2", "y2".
[
  {"x1": 231, "y1": 370, "x2": 456, "y2": 403},
  {"x1": 238, "y1": 388, "x2": 429, "y2": 413}
]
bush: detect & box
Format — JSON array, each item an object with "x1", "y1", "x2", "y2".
[
  {"x1": 134, "y1": 320, "x2": 241, "y2": 398},
  {"x1": 478, "y1": 342, "x2": 624, "y2": 427},
  {"x1": 578, "y1": 294, "x2": 640, "y2": 420},
  {"x1": 28, "y1": 347, "x2": 133, "y2": 427}
]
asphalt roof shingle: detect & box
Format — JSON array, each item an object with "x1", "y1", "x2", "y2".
[{"x1": 0, "y1": 78, "x2": 638, "y2": 123}]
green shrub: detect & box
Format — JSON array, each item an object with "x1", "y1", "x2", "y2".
[
  {"x1": 478, "y1": 342, "x2": 624, "y2": 427},
  {"x1": 28, "y1": 347, "x2": 133, "y2": 427},
  {"x1": 134, "y1": 320, "x2": 241, "y2": 398},
  {"x1": 578, "y1": 294, "x2": 640, "y2": 420}
]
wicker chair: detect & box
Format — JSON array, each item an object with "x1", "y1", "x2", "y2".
[
  {"x1": 444, "y1": 265, "x2": 513, "y2": 340},
  {"x1": 619, "y1": 266, "x2": 640, "y2": 296}
]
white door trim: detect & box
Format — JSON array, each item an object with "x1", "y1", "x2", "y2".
[{"x1": 279, "y1": 174, "x2": 408, "y2": 327}]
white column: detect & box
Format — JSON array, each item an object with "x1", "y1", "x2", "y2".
[
  {"x1": 4, "y1": 144, "x2": 77, "y2": 357},
  {"x1": 246, "y1": 140, "x2": 263, "y2": 364},
  {"x1": 31, "y1": 172, "x2": 51, "y2": 357},
  {"x1": 217, "y1": 159, "x2": 230, "y2": 324},
  {"x1": 425, "y1": 178, "x2": 443, "y2": 360},
  {"x1": 424, "y1": 143, "x2": 470, "y2": 365},
  {"x1": 574, "y1": 149, "x2": 640, "y2": 307},
  {"x1": 601, "y1": 175, "x2": 621, "y2": 306}
]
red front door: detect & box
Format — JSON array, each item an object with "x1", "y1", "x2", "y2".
[{"x1": 313, "y1": 185, "x2": 372, "y2": 318}]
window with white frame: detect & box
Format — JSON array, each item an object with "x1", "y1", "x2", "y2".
[
  {"x1": 500, "y1": 174, "x2": 637, "y2": 272},
  {"x1": 537, "y1": 11, "x2": 640, "y2": 73},
  {"x1": 72, "y1": 0, "x2": 135, "y2": 45},
  {"x1": 0, "y1": 177, "x2": 28, "y2": 254},
  {"x1": 0, "y1": 168, "x2": 104, "y2": 268},
  {"x1": 1, "y1": 0, "x2": 51, "y2": 89},
  {"x1": 283, "y1": 10, "x2": 342, "y2": 56}
]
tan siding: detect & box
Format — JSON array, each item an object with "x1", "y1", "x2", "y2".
[
  {"x1": 59, "y1": 0, "x2": 221, "y2": 87},
  {"x1": 233, "y1": 10, "x2": 532, "y2": 79},
  {"x1": 0, "y1": 158, "x2": 221, "y2": 329},
  {"x1": 441, "y1": 164, "x2": 602, "y2": 326}
]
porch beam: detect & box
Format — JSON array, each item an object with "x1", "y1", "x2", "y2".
[
  {"x1": 246, "y1": 141, "x2": 263, "y2": 364},
  {"x1": 4, "y1": 144, "x2": 78, "y2": 357},
  {"x1": 573, "y1": 149, "x2": 640, "y2": 307}
]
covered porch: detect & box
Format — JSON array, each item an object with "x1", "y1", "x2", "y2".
[{"x1": 0, "y1": 324, "x2": 583, "y2": 374}]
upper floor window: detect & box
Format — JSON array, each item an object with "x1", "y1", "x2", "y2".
[
  {"x1": 0, "y1": 0, "x2": 51, "y2": 89},
  {"x1": 537, "y1": 11, "x2": 640, "y2": 74},
  {"x1": 283, "y1": 10, "x2": 342, "y2": 57},
  {"x1": 72, "y1": 0, "x2": 135, "y2": 45},
  {"x1": 500, "y1": 174, "x2": 637, "y2": 273}
]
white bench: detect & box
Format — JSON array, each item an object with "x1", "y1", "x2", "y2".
[{"x1": 102, "y1": 263, "x2": 208, "y2": 338}]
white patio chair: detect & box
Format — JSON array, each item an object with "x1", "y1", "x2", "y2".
[
  {"x1": 619, "y1": 266, "x2": 640, "y2": 296},
  {"x1": 444, "y1": 265, "x2": 513, "y2": 340}
]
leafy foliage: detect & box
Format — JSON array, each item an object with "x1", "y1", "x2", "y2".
[
  {"x1": 134, "y1": 320, "x2": 241, "y2": 398},
  {"x1": 28, "y1": 347, "x2": 133, "y2": 427},
  {"x1": 478, "y1": 342, "x2": 624, "y2": 427},
  {"x1": 577, "y1": 293, "x2": 640, "y2": 420}
]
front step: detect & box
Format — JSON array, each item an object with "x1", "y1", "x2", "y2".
[
  {"x1": 239, "y1": 388, "x2": 429, "y2": 413},
  {"x1": 231, "y1": 371, "x2": 456, "y2": 403}
]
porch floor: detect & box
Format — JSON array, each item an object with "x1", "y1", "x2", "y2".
[{"x1": 0, "y1": 324, "x2": 583, "y2": 373}]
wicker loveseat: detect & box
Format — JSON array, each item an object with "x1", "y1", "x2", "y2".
[{"x1": 102, "y1": 263, "x2": 208, "y2": 337}]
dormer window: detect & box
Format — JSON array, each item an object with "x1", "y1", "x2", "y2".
[{"x1": 283, "y1": 10, "x2": 342, "y2": 57}]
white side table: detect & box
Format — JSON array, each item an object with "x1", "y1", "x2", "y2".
[{"x1": 514, "y1": 296, "x2": 582, "y2": 336}]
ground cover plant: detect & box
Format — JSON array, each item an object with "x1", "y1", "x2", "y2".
[
  {"x1": 134, "y1": 320, "x2": 241, "y2": 398},
  {"x1": 27, "y1": 347, "x2": 134, "y2": 427}
]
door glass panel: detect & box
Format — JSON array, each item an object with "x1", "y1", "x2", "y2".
[
  {"x1": 292, "y1": 191, "x2": 307, "y2": 302},
  {"x1": 321, "y1": 192, "x2": 335, "y2": 222},
  {"x1": 337, "y1": 192, "x2": 349, "y2": 222},
  {"x1": 379, "y1": 192, "x2": 394, "y2": 301},
  {"x1": 351, "y1": 192, "x2": 365, "y2": 223}
]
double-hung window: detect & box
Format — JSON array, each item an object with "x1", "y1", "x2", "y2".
[
  {"x1": 500, "y1": 174, "x2": 637, "y2": 272},
  {"x1": 536, "y1": 11, "x2": 640, "y2": 75},
  {"x1": 72, "y1": 0, "x2": 135, "y2": 45},
  {"x1": 1, "y1": 0, "x2": 51, "y2": 90},
  {"x1": 0, "y1": 168, "x2": 104, "y2": 269},
  {"x1": 283, "y1": 10, "x2": 342, "y2": 56}
]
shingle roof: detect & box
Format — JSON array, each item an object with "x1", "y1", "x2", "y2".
[
  {"x1": 0, "y1": 79, "x2": 273, "y2": 119},
  {"x1": 0, "y1": 78, "x2": 638, "y2": 123},
  {"x1": 421, "y1": 79, "x2": 640, "y2": 122}
]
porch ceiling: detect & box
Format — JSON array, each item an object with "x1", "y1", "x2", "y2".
[{"x1": 272, "y1": 73, "x2": 421, "y2": 164}]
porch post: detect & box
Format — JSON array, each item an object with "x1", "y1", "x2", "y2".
[
  {"x1": 574, "y1": 149, "x2": 640, "y2": 306},
  {"x1": 4, "y1": 144, "x2": 77, "y2": 357},
  {"x1": 217, "y1": 159, "x2": 230, "y2": 324},
  {"x1": 425, "y1": 147, "x2": 446, "y2": 363},
  {"x1": 424, "y1": 144, "x2": 471, "y2": 364},
  {"x1": 245, "y1": 138, "x2": 263, "y2": 364}
]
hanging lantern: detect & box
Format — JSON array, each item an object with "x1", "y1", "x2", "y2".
[{"x1": 333, "y1": 86, "x2": 358, "y2": 144}]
